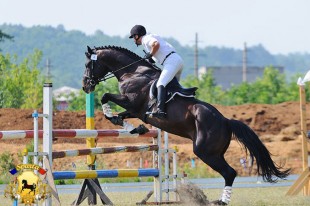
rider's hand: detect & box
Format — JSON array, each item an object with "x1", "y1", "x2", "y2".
[
  {"x1": 147, "y1": 58, "x2": 155, "y2": 64},
  {"x1": 144, "y1": 52, "x2": 152, "y2": 60}
]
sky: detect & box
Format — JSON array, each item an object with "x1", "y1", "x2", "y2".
[{"x1": 0, "y1": 0, "x2": 309, "y2": 55}]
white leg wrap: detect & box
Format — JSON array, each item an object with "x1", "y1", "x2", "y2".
[
  {"x1": 102, "y1": 103, "x2": 135, "y2": 132},
  {"x1": 220, "y1": 186, "x2": 232, "y2": 204},
  {"x1": 123, "y1": 121, "x2": 135, "y2": 131},
  {"x1": 102, "y1": 103, "x2": 113, "y2": 117}
]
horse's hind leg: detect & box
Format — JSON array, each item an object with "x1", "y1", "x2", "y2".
[
  {"x1": 194, "y1": 146, "x2": 236, "y2": 205},
  {"x1": 202, "y1": 155, "x2": 236, "y2": 205},
  {"x1": 192, "y1": 110, "x2": 236, "y2": 204}
]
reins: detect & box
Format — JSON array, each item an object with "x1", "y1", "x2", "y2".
[
  {"x1": 91, "y1": 58, "x2": 160, "y2": 84},
  {"x1": 98, "y1": 58, "x2": 145, "y2": 82}
]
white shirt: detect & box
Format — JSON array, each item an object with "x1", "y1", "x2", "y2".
[{"x1": 142, "y1": 34, "x2": 175, "y2": 64}]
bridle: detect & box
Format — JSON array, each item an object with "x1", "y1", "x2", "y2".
[{"x1": 85, "y1": 53, "x2": 145, "y2": 87}]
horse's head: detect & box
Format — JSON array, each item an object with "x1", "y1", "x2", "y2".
[
  {"x1": 82, "y1": 46, "x2": 110, "y2": 93},
  {"x1": 83, "y1": 45, "x2": 158, "y2": 93}
]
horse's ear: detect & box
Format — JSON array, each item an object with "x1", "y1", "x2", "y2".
[{"x1": 87, "y1": 46, "x2": 93, "y2": 54}]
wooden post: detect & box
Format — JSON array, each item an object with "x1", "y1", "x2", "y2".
[
  {"x1": 299, "y1": 85, "x2": 310, "y2": 195},
  {"x1": 286, "y1": 84, "x2": 310, "y2": 196}
]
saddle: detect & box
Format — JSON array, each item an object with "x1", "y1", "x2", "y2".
[{"x1": 147, "y1": 77, "x2": 198, "y2": 112}]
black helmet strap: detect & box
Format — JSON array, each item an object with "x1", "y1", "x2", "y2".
[{"x1": 134, "y1": 35, "x2": 142, "y2": 47}]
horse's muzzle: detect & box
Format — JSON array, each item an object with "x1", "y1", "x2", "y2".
[
  {"x1": 82, "y1": 78, "x2": 96, "y2": 94},
  {"x1": 82, "y1": 86, "x2": 90, "y2": 94},
  {"x1": 82, "y1": 84, "x2": 95, "y2": 94}
]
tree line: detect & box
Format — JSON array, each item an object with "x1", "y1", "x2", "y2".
[
  {"x1": 0, "y1": 50, "x2": 305, "y2": 110},
  {"x1": 64, "y1": 67, "x2": 308, "y2": 112},
  {"x1": 0, "y1": 50, "x2": 45, "y2": 108},
  {"x1": 1, "y1": 24, "x2": 310, "y2": 89},
  {"x1": 0, "y1": 28, "x2": 307, "y2": 110}
]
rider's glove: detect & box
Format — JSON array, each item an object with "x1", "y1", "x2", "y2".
[
  {"x1": 147, "y1": 58, "x2": 155, "y2": 64},
  {"x1": 144, "y1": 52, "x2": 152, "y2": 60}
]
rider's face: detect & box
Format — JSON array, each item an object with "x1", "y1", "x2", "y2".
[{"x1": 133, "y1": 35, "x2": 142, "y2": 45}]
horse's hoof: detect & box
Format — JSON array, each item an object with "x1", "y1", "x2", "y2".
[
  {"x1": 130, "y1": 124, "x2": 149, "y2": 135},
  {"x1": 110, "y1": 116, "x2": 124, "y2": 126},
  {"x1": 208, "y1": 200, "x2": 228, "y2": 205}
]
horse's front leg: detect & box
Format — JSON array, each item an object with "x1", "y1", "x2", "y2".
[
  {"x1": 101, "y1": 93, "x2": 131, "y2": 126},
  {"x1": 101, "y1": 93, "x2": 132, "y2": 108},
  {"x1": 102, "y1": 108, "x2": 131, "y2": 126},
  {"x1": 101, "y1": 93, "x2": 149, "y2": 134}
]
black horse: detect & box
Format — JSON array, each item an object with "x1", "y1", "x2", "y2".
[
  {"x1": 82, "y1": 45, "x2": 290, "y2": 205},
  {"x1": 21, "y1": 179, "x2": 36, "y2": 194}
]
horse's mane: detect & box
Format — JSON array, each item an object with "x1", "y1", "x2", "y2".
[
  {"x1": 94, "y1": 45, "x2": 160, "y2": 72},
  {"x1": 94, "y1": 45, "x2": 143, "y2": 60}
]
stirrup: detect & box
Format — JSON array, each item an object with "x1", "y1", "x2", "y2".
[
  {"x1": 152, "y1": 111, "x2": 166, "y2": 119},
  {"x1": 146, "y1": 111, "x2": 166, "y2": 119}
]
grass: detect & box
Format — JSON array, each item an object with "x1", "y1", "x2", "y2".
[
  {"x1": 205, "y1": 187, "x2": 310, "y2": 206},
  {"x1": 2, "y1": 186, "x2": 310, "y2": 206}
]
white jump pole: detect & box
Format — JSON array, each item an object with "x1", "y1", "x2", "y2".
[
  {"x1": 43, "y1": 83, "x2": 53, "y2": 168},
  {"x1": 42, "y1": 83, "x2": 53, "y2": 206},
  {"x1": 173, "y1": 146, "x2": 178, "y2": 201},
  {"x1": 153, "y1": 128, "x2": 162, "y2": 202},
  {"x1": 164, "y1": 132, "x2": 169, "y2": 201},
  {"x1": 33, "y1": 110, "x2": 39, "y2": 166}
]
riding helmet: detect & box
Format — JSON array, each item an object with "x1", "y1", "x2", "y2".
[{"x1": 129, "y1": 25, "x2": 146, "y2": 38}]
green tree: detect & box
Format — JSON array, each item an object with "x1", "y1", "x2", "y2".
[
  {"x1": 225, "y1": 82, "x2": 253, "y2": 105},
  {"x1": 225, "y1": 67, "x2": 299, "y2": 105},
  {"x1": 181, "y1": 69, "x2": 224, "y2": 104},
  {"x1": 181, "y1": 66, "x2": 301, "y2": 106},
  {"x1": 0, "y1": 50, "x2": 44, "y2": 108},
  {"x1": 251, "y1": 66, "x2": 287, "y2": 104}
]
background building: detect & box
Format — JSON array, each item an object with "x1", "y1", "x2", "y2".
[
  {"x1": 199, "y1": 66, "x2": 284, "y2": 90},
  {"x1": 53, "y1": 86, "x2": 80, "y2": 110}
]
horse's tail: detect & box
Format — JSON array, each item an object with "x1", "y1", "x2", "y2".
[{"x1": 228, "y1": 119, "x2": 290, "y2": 183}]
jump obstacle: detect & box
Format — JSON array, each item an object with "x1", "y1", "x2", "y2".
[
  {"x1": 1, "y1": 83, "x2": 185, "y2": 206},
  {"x1": 286, "y1": 73, "x2": 310, "y2": 196},
  {"x1": 0, "y1": 129, "x2": 158, "y2": 139}
]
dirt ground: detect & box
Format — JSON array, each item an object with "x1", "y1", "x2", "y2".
[{"x1": 0, "y1": 101, "x2": 309, "y2": 177}]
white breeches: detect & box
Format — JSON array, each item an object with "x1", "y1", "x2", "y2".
[{"x1": 156, "y1": 53, "x2": 183, "y2": 88}]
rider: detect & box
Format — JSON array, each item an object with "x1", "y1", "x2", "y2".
[{"x1": 129, "y1": 25, "x2": 184, "y2": 119}]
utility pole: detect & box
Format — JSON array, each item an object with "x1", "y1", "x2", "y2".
[
  {"x1": 194, "y1": 33, "x2": 199, "y2": 78},
  {"x1": 242, "y1": 42, "x2": 247, "y2": 82}
]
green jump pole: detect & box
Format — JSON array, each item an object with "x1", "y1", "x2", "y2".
[{"x1": 86, "y1": 92, "x2": 96, "y2": 168}]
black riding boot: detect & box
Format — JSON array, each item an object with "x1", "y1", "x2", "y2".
[{"x1": 153, "y1": 85, "x2": 167, "y2": 119}]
